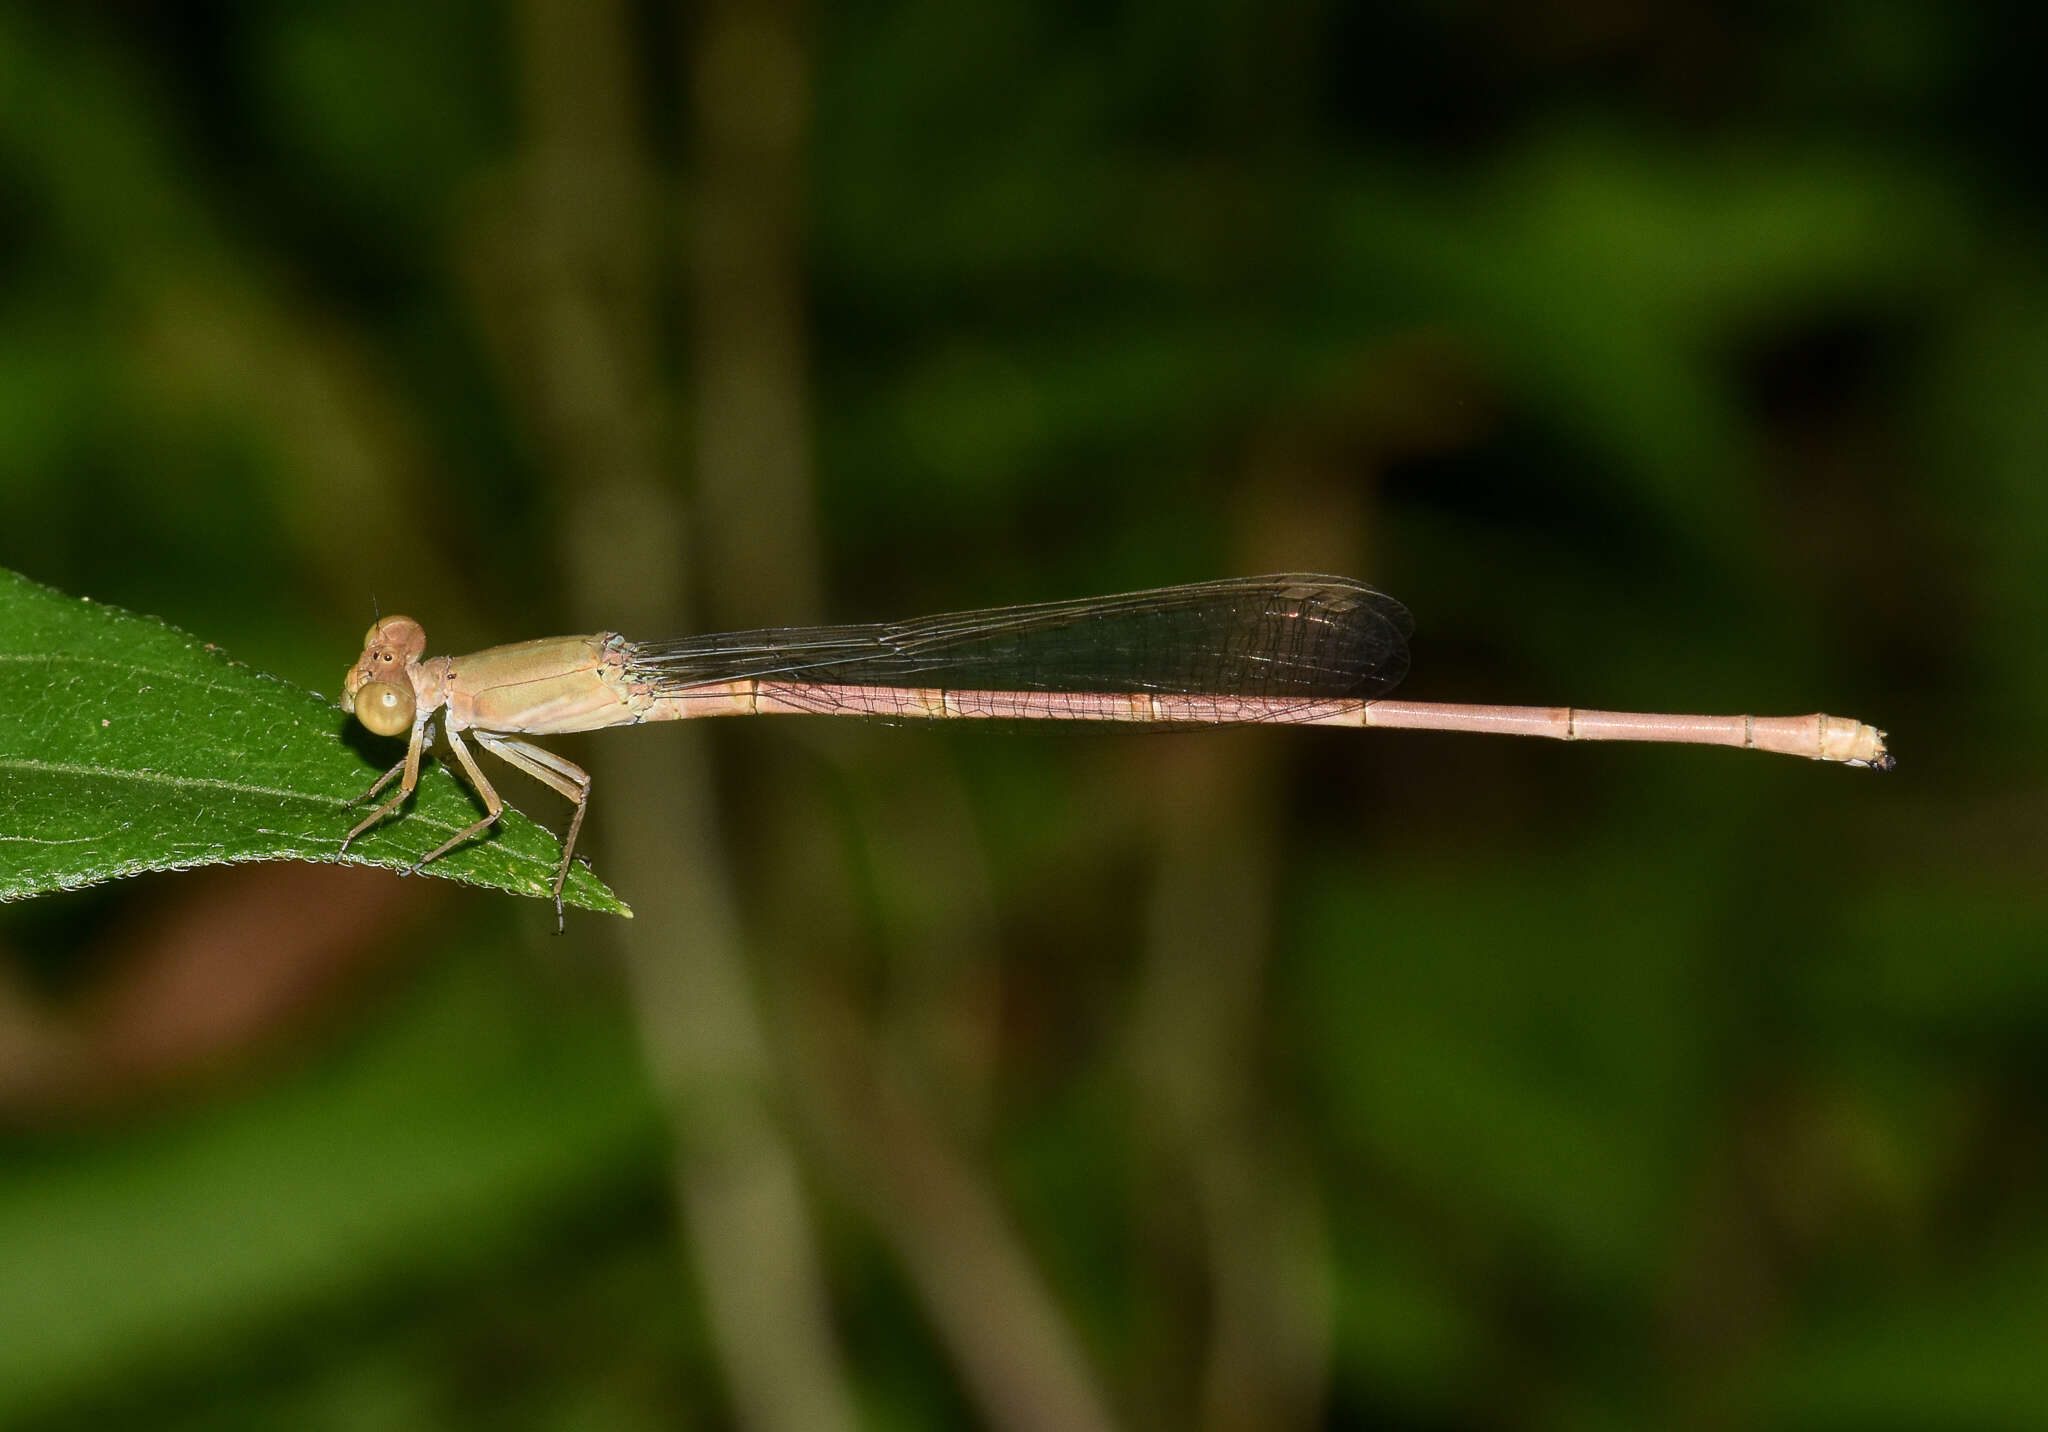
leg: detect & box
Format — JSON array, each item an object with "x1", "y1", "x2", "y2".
[
  {"x1": 345, "y1": 755, "x2": 406, "y2": 810},
  {"x1": 407, "y1": 723, "x2": 507, "y2": 872},
  {"x1": 475, "y1": 733, "x2": 592, "y2": 932},
  {"x1": 344, "y1": 726, "x2": 437, "y2": 809},
  {"x1": 340, "y1": 719, "x2": 430, "y2": 852}
]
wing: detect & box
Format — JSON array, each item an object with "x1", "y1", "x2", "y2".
[{"x1": 626, "y1": 576, "x2": 1412, "y2": 717}]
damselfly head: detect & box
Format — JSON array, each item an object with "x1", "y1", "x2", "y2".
[
  {"x1": 361, "y1": 616, "x2": 427, "y2": 660},
  {"x1": 342, "y1": 616, "x2": 427, "y2": 735}
]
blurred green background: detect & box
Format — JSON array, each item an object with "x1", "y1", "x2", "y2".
[{"x1": 1, "y1": 1, "x2": 2042, "y2": 1428}]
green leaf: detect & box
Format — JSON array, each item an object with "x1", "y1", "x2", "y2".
[{"x1": 0, "y1": 567, "x2": 630, "y2": 917}]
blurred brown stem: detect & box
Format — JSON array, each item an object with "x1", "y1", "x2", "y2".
[
  {"x1": 494, "y1": 1, "x2": 858, "y2": 1428},
  {"x1": 682, "y1": 0, "x2": 1120, "y2": 1425},
  {"x1": 1131, "y1": 744, "x2": 1330, "y2": 1431},
  {"x1": 797, "y1": 981, "x2": 1121, "y2": 1432}
]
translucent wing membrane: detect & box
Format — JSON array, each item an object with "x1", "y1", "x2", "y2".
[{"x1": 627, "y1": 575, "x2": 1413, "y2": 722}]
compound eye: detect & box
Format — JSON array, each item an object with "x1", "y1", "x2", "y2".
[
  {"x1": 360, "y1": 616, "x2": 427, "y2": 660},
  {"x1": 353, "y1": 680, "x2": 415, "y2": 737}
]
